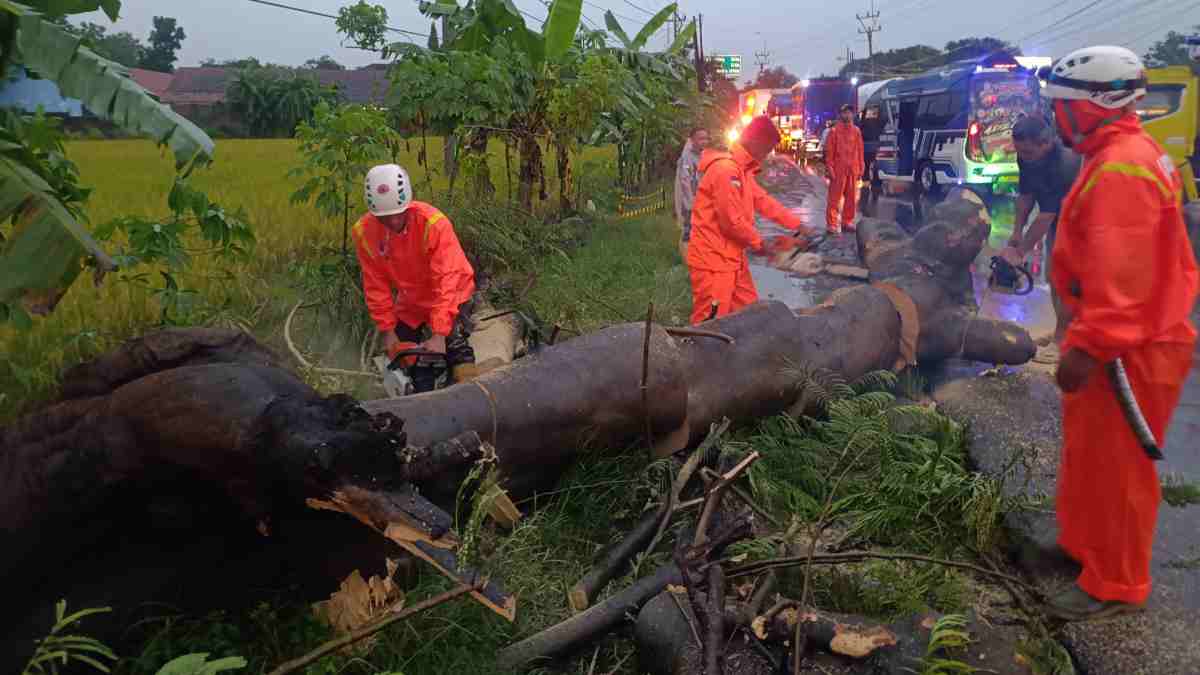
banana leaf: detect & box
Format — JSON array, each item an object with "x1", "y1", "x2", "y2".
[
  {"x1": 0, "y1": 4, "x2": 214, "y2": 322},
  {"x1": 630, "y1": 3, "x2": 674, "y2": 51},
  {"x1": 542, "y1": 0, "x2": 581, "y2": 63}
]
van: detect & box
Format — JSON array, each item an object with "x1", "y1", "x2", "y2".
[{"x1": 875, "y1": 52, "x2": 1042, "y2": 204}]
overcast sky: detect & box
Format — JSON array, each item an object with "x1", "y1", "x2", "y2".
[{"x1": 76, "y1": 0, "x2": 1199, "y2": 80}]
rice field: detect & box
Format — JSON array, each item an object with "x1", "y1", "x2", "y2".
[{"x1": 0, "y1": 137, "x2": 624, "y2": 419}]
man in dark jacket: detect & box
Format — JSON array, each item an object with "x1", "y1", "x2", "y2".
[{"x1": 1001, "y1": 115, "x2": 1082, "y2": 357}]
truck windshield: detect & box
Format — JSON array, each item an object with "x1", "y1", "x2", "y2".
[
  {"x1": 1137, "y1": 84, "x2": 1184, "y2": 122},
  {"x1": 970, "y1": 74, "x2": 1041, "y2": 163}
]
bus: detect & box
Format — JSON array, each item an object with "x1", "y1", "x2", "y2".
[{"x1": 874, "y1": 51, "x2": 1042, "y2": 203}]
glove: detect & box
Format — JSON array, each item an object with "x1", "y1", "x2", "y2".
[{"x1": 765, "y1": 236, "x2": 801, "y2": 255}]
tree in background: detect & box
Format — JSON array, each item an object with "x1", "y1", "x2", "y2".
[
  {"x1": 66, "y1": 21, "x2": 144, "y2": 68},
  {"x1": 750, "y1": 65, "x2": 798, "y2": 89},
  {"x1": 201, "y1": 57, "x2": 264, "y2": 69},
  {"x1": 1144, "y1": 26, "x2": 1200, "y2": 67},
  {"x1": 139, "y1": 16, "x2": 185, "y2": 73},
  {"x1": 227, "y1": 69, "x2": 342, "y2": 137},
  {"x1": 303, "y1": 55, "x2": 345, "y2": 70},
  {"x1": 336, "y1": 1, "x2": 389, "y2": 52},
  {"x1": 941, "y1": 37, "x2": 1019, "y2": 63},
  {"x1": 838, "y1": 37, "x2": 1014, "y2": 82}
]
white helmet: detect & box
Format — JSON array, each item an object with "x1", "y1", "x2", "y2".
[
  {"x1": 1042, "y1": 46, "x2": 1147, "y2": 109},
  {"x1": 365, "y1": 164, "x2": 412, "y2": 217}
]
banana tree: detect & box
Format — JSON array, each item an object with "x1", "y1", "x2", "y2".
[
  {"x1": 596, "y1": 4, "x2": 697, "y2": 188},
  {"x1": 0, "y1": 0, "x2": 215, "y2": 326}
]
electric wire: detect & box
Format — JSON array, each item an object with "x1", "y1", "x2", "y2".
[
  {"x1": 243, "y1": 0, "x2": 427, "y2": 38},
  {"x1": 1121, "y1": 0, "x2": 1200, "y2": 46}
]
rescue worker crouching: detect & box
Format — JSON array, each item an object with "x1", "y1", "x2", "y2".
[
  {"x1": 353, "y1": 163, "x2": 480, "y2": 392},
  {"x1": 1041, "y1": 46, "x2": 1198, "y2": 620},
  {"x1": 686, "y1": 115, "x2": 807, "y2": 325}
]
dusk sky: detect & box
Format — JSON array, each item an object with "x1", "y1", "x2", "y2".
[{"x1": 75, "y1": 0, "x2": 1199, "y2": 79}]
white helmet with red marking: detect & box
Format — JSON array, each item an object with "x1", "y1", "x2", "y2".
[
  {"x1": 1042, "y1": 45, "x2": 1147, "y2": 110},
  {"x1": 365, "y1": 164, "x2": 412, "y2": 217}
]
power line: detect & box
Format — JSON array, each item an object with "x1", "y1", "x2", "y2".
[
  {"x1": 582, "y1": 0, "x2": 639, "y2": 24},
  {"x1": 243, "y1": 0, "x2": 427, "y2": 38},
  {"x1": 621, "y1": 0, "x2": 657, "y2": 17},
  {"x1": 1122, "y1": 0, "x2": 1200, "y2": 46},
  {"x1": 1031, "y1": 0, "x2": 1162, "y2": 50}
]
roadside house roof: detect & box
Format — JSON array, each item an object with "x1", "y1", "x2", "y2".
[{"x1": 128, "y1": 68, "x2": 173, "y2": 99}]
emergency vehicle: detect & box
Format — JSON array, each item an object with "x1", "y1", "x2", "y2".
[
  {"x1": 874, "y1": 51, "x2": 1042, "y2": 202},
  {"x1": 731, "y1": 88, "x2": 803, "y2": 151}
]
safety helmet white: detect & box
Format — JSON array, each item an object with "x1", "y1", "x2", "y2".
[
  {"x1": 1042, "y1": 46, "x2": 1147, "y2": 109},
  {"x1": 365, "y1": 164, "x2": 412, "y2": 217}
]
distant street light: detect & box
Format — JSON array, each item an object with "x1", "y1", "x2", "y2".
[{"x1": 851, "y1": 76, "x2": 859, "y2": 85}]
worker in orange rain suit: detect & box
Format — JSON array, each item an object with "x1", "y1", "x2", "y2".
[
  {"x1": 353, "y1": 163, "x2": 479, "y2": 393},
  {"x1": 687, "y1": 115, "x2": 806, "y2": 325},
  {"x1": 823, "y1": 103, "x2": 865, "y2": 234},
  {"x1": 1042, "y1": 46, "x2": 1198, "y2": 620}
]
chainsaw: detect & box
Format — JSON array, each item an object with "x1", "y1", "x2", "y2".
[
  {"x1": 372, "y1": 342, "x2": 448, "y2": 398},
  {"x1": 987, "y1": 255, "x2": 1034, "y2": 296}
]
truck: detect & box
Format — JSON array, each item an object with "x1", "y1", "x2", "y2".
[
  {"x1": 1139, "y1": 64, "x2": 1199, "y2": 201},
  {"x1": 731, "y1": 88, "x2": 803, "y2": 151}
]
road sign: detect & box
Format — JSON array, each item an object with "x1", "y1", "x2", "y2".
[{"x1": 711, "y1": 54, "x2": 742, "y2": 78}]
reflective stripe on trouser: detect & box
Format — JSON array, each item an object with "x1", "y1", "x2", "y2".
[
  {"x1": 1057, "y1": 340, "x2": 1193, "y2": 604},
  {"x1": 827, "y1": 172, "x2": 858, "y2": 227},
  {"x1": 689, "y1": 259, "x2": 759, "y2": 325}
]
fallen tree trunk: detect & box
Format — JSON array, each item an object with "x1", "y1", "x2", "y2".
[{"x1": 2, "y1": 187, "x2": 1035, "y2": 656}]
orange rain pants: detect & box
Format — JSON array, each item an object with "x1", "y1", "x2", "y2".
[
  {"x1": 1057, "y1": 342, "x2": 1192, "y2": 604},
  {"x1": 1051, "y1": 113, "x2": 1199, "y2": 604},
  {"x1": 688, "y1": 258, "x2": 758, "y2": 325},
  {"x1": 824, "y1": 122, "x2": 864, "y2": 228},
  {"x1": 826, "y1": 171, "x2": 858, "y2": 229}
]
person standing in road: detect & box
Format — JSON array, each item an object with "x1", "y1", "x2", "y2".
[
  {"x1": 1041, "y1": 46, "x2": 1198, "y2": 621},
  {"x1": 353, "y1": 163, "x2": 480, "y2": 392},
  {"x1": 687, "y1": 116, "x2": 806, "y2": 325},
  {"x1": 1001, "y1": 115, "x2": 1082, "y2": 360},
  {"x1": 675, "y1": 127, "x2": 710, "y2": 260},
  {"x1": 824, "y1": 104, "x2": 865, "y2": 234}
]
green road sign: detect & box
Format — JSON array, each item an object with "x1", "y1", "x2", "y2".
[{"x1": 712, "y1": 54, "x2": 742, "y2": 77}]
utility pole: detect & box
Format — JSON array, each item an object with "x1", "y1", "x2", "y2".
[
  {"x1": 856, "y1": 0, "x2": 881, "y2": 77},
  {"x1": 754, "y1": 34, "x2": 771, "y2": 75},
  {"x1": 693, "y1": 13, "x2": 706, "y2": 92}
]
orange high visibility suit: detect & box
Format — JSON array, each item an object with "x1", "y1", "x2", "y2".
[
  {"x1": 824, "y1": 121, "x2": 864, "y2": 230},
  {"x1": 686, "y1": 144, "x2": 803, "y2": 324},
  {"x1": 1051, "y1": 113, "x2": 1198, "y2": 605},
  {"x1": 351, "y1": 201, "x2": 476, "y2": 336}
]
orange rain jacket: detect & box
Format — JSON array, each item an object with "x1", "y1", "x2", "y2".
[
  {"x1": 352, "y1": 201, "x2": 476, "y2": 336},
  {"x1": 686, "y1": 144, "x2": 803, "y2": 272},
  {"x1": 1051, "y1": 113, "x2": 1198, "y2": 605},
  {"x1": 1051, "y1": 114, "x2": 1198, "y2": 362},
  {"x1": 823, "y1": 121, "x2": 864, "y2": 178}
]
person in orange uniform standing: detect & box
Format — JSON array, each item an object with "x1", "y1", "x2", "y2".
[
  {"x1": 1041, "y1": 46, "x2": 1198, "y2": 620},
  {"x1": 687, "y1": 115, "x2": 805, "y2": 325},
  {"x1": 353, "y1": 163, "x2": 479, "y2": 392},
  {"x1": 823, "y1": 104, "x2": 865, "y2": 234}
]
